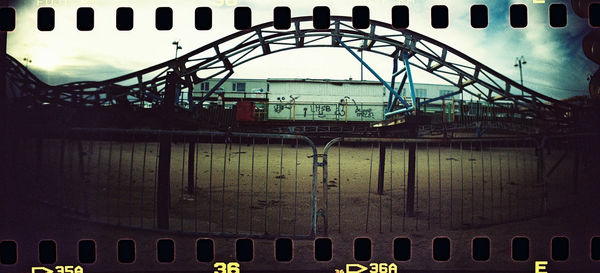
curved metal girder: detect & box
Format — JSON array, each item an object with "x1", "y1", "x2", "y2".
[{"x1": 3, "y1": 16, "x2": 574, "y2": 123}]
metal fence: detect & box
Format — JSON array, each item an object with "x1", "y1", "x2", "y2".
[
  {"x1": 8, "y1": 127, "x2": 599, "y2": 238},
  {"x1": 14, "y1": 128, "x2": 318, "y2": 239},
  {"x1": 318, "y1": 135, "x2": 600, "y2": 235}
]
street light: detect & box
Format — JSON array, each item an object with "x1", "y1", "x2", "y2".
[
  {"x1": 23, "y1": 57, "x2": 32, "y2": 69},
  {"x1": 172, "y1": 40, "x2": 182, "y2": 58},
  {"x1": 514, "y1": 56, "x2": 526, "y2": 96}
]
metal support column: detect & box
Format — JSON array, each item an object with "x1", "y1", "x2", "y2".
[
  {"x1": 157, "y1": 72, "x2": 177, "y2": 229},
  {"x1": 187, "y1": 141, "x2": 195, "y2": 195},
  {"x1": 321, "y1": 154, "x2": 329, "y2": 236},
  {"x1": 403, "y1": 52, "x2": 417, "y2": 113},
  {"x1": 377, "y1": 143, "x2": 386, "y2": 195},
  {"x1": 406, "y1": 125, "x2": 417, "y2": 217},
  {"x1": 335, "y1": 37, "x2": 410, "y2": 109}
]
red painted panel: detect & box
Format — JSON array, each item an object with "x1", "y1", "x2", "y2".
[{"x1": 236, "y1": 101, "x2": 255, "y2": 121}]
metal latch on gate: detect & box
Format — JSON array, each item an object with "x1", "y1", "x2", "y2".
[{"x1": 307, "y1": 154, "x2": 326, "y2": 166}]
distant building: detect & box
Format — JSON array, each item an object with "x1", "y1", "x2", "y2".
[
  {"x1": 190, "y1": 78, "x2": 482, "y2": 122},
  {"x1": 192, "y1": 78, "x2": 461, "y2": 100}
]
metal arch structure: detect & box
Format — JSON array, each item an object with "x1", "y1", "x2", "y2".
[{"x1": 3, "y1": 16, "x2": 574, "y2": 124}]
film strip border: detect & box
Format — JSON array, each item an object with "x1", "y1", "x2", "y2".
[
  {"x1": 1, "y1": 3, "x2": 600, "y2": 32},
  {"x1": 1, "y1": 236, "x2": 600, "y2": 264}
]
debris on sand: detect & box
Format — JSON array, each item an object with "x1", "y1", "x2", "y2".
[{"x1": 252, "y1": 199, "x2": 284, "y2": 209}]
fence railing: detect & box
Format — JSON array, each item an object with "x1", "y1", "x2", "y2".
[
  {"x1": 318, "y1": 135, "x2": 599, "y2": 235},
  {"x1": 8, "y1": 127, "x2": 599, "y2": 238},
  {"x1": 15, "y1": 128, "x2": 319, "y2": 239}
]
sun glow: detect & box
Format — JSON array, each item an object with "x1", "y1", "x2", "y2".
[{"x1": 30, "y1": 50, "x2": 60, "y2": 71}]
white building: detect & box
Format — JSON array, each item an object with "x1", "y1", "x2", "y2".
[{"x1": 191, "y1": 78, "x2": 468, "y2": 122}]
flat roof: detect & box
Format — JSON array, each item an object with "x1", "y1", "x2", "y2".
[
  {"x1": 201, "y1": 77, "x2": 455, "y2": 87},
  {"x1": 266, "y1": 78, "x2": 382, "y2": 85}
]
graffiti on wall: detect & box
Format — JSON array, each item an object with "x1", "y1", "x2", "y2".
[
  {"x1": 309, "y1": 104, "x2": 346, "y2": 118},
  {"x1": 273, "y1": 103, "x2": 292, "y2": 113},
  {"x1": 273, "y1": 95, "x2": 298, "y2": 113},
  {"x1": 348, "y1": 97, "x2": 375, "y2": 119},
  {"x1": 354, "y1": 107, "x2": 374, "y2": 119},
  {"x1": 270, "y1": 96, "x2": 380, "y2": 120}
]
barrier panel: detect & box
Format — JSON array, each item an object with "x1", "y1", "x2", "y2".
[
  {"x1": 16, "y1": 128, "x2": 319, "y2": 239},
  {"x1": 318, "y1": 135, "x2": 600, "y2": 235},
  {"x1": 8, "y1": 126, "x2": 599, "y2": 237}
]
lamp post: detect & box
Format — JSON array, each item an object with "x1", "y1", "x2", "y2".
[
  {"x1": 172, "y1": 40, "x2": 183, "y2": 104},
  {"x1": 514, "y1": 56, "x2": 526, "y2": 96},
  {"x1": 23, "y1": 57, "x2": 32, "y2": 69},
  {"x1": 172, "y1": 40, "x2": 182, "y2": 58}
]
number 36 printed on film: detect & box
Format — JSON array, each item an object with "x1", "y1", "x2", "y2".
[{"x1": 214, "y1": 262, "x2": 241, "y2": 273}]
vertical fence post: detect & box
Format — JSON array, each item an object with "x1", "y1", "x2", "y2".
[
  {"x1": 322, "y1": 153, "x2": 329, "y2": 236},
  {"x1": 537, "y1": 137, "x2": 547, "y2": 214},
  {"x1": 459, "y1": 99, "x2": 464, "y2": 123},
  {"x1": 157, "y1": 72, "x2": 177, "y2": 229},
  {"x1": 187, "y1": 141, "x2": 195, "y2": 195},
  {"x1": 406, "y1": 125, "x2": 417, "y2": 217},
  {"x1": 442, "y1": 98, "x2": 446, "y2": 123},
  {"x1": 377, "y1": 142, "x2": 386, "y2": 195},
  {"x1": 452, "y1": 97, "x2": 455, "y2": 122}
]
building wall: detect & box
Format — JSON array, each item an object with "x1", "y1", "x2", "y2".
[
  {"x1": 194, "y1": 78, "x2": 269, "y2": 93},
  {"x1": 396, "y1": 83, "x2": 461, "y2": 99},
  {"x1": 267, "y1": 80, "x2": 386, "y2": 121},
  {"x1": 191, "y1": 78, "x2": 461, "y2": 121}
]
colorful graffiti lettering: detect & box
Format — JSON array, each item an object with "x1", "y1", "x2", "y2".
[{"x1": 273, "y1": 100, "x2": 378, "y2": 120}]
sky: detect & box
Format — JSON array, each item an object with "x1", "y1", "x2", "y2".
[{"x1": 6, "y1": 0, "x2": 598, "y2": 99}]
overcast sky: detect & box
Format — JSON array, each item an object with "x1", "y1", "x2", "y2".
[{"x1": 6, "y1": 0, "x2": 597, "y2": 99}]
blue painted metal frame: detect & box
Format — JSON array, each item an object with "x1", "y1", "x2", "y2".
[
  {"x1": 387, "y1": 74, "x2": 407, "y2": 112},
  {"x1": 335, "y1": 37, "x2": 410, "y2": 108},
  {"x1": 418, "y1": 90, "x2": 461, "y2": 106},
  {"x1": 336, "y1": 37, "x2": 464, "y2": 120},
  {"x1": 402, "y1": 53, "x2": 417, "y2": 112},
  {"x1": 388, "y1": 53, "x2": 400, "y2": 112},
  {"x1": 386, "y1": 90, "x2": 462, "y2": 117}
]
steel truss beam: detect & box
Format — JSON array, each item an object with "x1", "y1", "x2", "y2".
[{"x1": 3, "y1": 16, "x2": 573, "y2": 123}]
